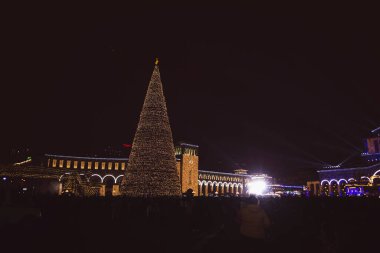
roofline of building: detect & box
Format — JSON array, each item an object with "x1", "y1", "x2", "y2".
[
  {"x1": 177, "y1": 143, "x2": 199, "y2": 148},
  {"x1": 269, "y1": 184, "x2": 304, "y2": 189},
  {"x1": 199, "y1": 169, "x2": 271, "y2": 178},
  {"x1": 45, "y1": 154, "x2": 129, "y2": 161},
  {"x1": 317, "y1": 162, "x2": 380, "y2": 173}
]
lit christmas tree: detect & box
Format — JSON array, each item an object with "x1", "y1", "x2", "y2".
[{"x1": 121, "y1": 59, "x2": 181, "y2": 197}]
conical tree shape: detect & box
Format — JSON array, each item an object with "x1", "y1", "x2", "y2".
[{"x1": 122, "y1": 63, "x2": 181, "y2": 197}]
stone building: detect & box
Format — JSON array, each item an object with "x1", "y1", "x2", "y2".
[
  {"x1": 38, "y1": 145, "x2": 275, "y2": 197},
  {"x1": 43, "y1": 142, "x2": 200, "y2": 196},
  {"x1": 175, "y1": 143, "x2": 199, "y2": 196}
]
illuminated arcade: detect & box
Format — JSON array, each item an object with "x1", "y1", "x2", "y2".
[{"x1": 315, "y1": 127, "x2": 380, "y2": 196}]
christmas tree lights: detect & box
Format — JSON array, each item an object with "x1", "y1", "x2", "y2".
[{"x1": 121, "y1": 60, "x2": 181, "y2": 197}]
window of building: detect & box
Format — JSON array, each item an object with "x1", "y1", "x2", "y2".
[
  {"x1": 47, "y1": 159, "x2": 50, "y2": 167},
  {"x1": 115, "y1": 162, "x2": 119, "y2": 170},
  {"x1": 59, "y1": 160, "x2": 64, "y2": 168},
  {"x1": 73, "y1": 161, "x2": 78, "y2": 169},
  {"x1": 67, "y1": 160, "x2": 71, "y2": 169},
  {"x1": 52, "y1": 159, "x2": 57, "y2": 167},
  {"x1": 101, "y1": 162, "x2": 106, "y2": 170},
  {"x1": 88, "y1": 161, "x2": 92, "y2": 170},
  {"x1": 188, "y1": 170, "x2": 192, "y2": 184},
  {"x1": 108, "y1": 162, "x2": 112, "y2": 170},
  {"x1": 95, "y1": 162, "x2": 99, "y2": 170},
  {"x1": 121, "y1": 163, "x2": 125, "y2": 170},
  {"x1": 81, "y1": 161, "x2": 85, "y2": 169}
]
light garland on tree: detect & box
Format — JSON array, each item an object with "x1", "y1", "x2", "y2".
[{"x1": 121, "y1": 60, "x2": 181, "y2": 197}]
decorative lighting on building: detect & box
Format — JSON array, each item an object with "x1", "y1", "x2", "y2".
[
  {"x1": 13, "y1": 157, "x2": 32, "y2": 166},
  {"x1": 323, "y1": 164, "x2": 341, "y2": 169}
]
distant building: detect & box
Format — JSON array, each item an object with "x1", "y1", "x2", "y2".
[
  {"x1": 198, "y1": 170, "x2": 272, "y2": 196},
  {"x1": 1, "y1": 141, "x2": 283, "y2": 197},
  {"x1": 175, "y1": 143, "x2": 199, "y2": 196},
  {"x1": 42, "y1": 143, "x2": 274, "y2": 197},
  {"x1": 361, "y1": 127, "x2": 380, "y2": 162},
  {"x1": 316, "y1": 127, "x2": 380, "y2": 196},
  {"x1": 40, "y1": 142, "x2": 199, "y2": 196}
]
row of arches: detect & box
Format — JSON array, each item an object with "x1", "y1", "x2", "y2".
[
  {"x1": 59, "y1": 173, "x2": 124, "y2": 196},
  {"x1": 320, "y1": 171, "x2": 380, "y2": 196},
  {"x1": 88, "y1": 174, "x2": 124, "y2": 184},
  {"x1": 320, "y1": 175, "x2": 380, "y2": 188},
  {"x1": 198, "y1": 180, "x2": 244, "y2": 196},
  {"x1": 59, "y1": 173, "x2": 125, "y2": 184},
  {"x1": 59, "y1": 174, "x2": 249, "y2": 197},
  {"x1": 320, "y1": 179, "x2": 348, "y2": 196},
  {"x1": 198, "y1": 174, "x2": 245, "y2": 184}
]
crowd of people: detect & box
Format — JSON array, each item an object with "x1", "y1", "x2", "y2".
[{"x1": 0, "y1": 191, "x2": 379, "y2": 253}]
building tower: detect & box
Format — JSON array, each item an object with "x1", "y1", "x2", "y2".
[
  {"x1": 121, "y1": 60, "x2": 181, "y2": 197},
  {"x1": 175, "y1": 143, "x2": 199, "y2": 196}
]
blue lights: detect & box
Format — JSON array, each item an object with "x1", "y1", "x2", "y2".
[{"x1": 346, "y1": 187, "x2": 363, "y2": 197}]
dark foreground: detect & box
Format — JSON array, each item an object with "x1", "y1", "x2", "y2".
[{"x1": 0, "y1": 196, "x2": 379, "y2": 253}]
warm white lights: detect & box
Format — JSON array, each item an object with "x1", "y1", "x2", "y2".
[
  {"x1": 122, "y1": 62, "x2": 181, "y2": 196},
  {"x1": 247, "y1": 180, "x2": 267, "y2": 195}
]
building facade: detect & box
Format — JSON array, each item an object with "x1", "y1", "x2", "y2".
[
  {"x1": 198, "y1": 170, "x2": 272, "y2": 196},
  {"x1": 11, "y1": 143, "x2": 274, "y2": 197},
  {"x1": 315, "y1": 127, "x2": 380, "y2": 196},
  {"x1": 362, "y1": 127, "x2": 380, "y2": 162},
  {"x1": 175, "y1": 143, "x2": 199, "y2": 196}
]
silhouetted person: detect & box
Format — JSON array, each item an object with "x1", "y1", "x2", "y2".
[{"x1": 238, "y1": 196, "x2": 270, "y2": 251}]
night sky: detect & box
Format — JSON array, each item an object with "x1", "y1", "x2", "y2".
[{"x1": 2, "y1": 3, "x2": 379, "y2": 177}]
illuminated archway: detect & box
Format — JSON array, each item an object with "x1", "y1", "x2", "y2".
[
  {"x1": 360, "y1": 176, "x2": 371, "y2": 184},
  {"x1": 329, "y1": 179, "x2": 339, "y2": 196},
  {"x1": 232, "y1": 183, "x2": 237, "y2": 196},
  {"x1": 201, "y1": 180, "x2": 207, "y2": 196},
  {"x1": 115, "y1": 175, "x2": 124, "y2": 184},
  {"x1": 338, "y1": 179, "x2": 347, "y2": 196},
  {"x1": 226, "y1": 183, "x2": 232, "y2": 195},
  {"x1": 371, "y1": 176, "x2": 380, "y2": 185},
  {"x1": 207, "y1": 181, "x2": 213, "y2": 195},
  {"x1": 198, "y1": 180, "x2": 202, "y2": 196},
  {"x1": 103, "y1": 175, "x2": 116, "y2": 196},
  {"x1": 212, "y1": 181, "x2": 218, "y2": 195},
  {"x1": 237, "y1": 183, "x2": 243, "y2": 195},
  {"x1": 220, "y1": 182, "x2": 227, "y2": 195},
  {"x1": 320, "y1": 180, "x2": 329, "y2": 196},
  {"x1": 321, "y1": 179, "x2": 329, "y2": 185},
  {"x1": 218, "y1": 182, "x2": 224, "y2": 195},
  {"x1": 89, "y1": 174, "x2": 102, "y2": 184},
  {"x1": 338, "y1": 179, "x2": 347, "y2": 184}
]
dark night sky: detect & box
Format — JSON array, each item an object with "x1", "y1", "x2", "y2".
[{"x1": 2, "y1": 2, "x2": 379, "y2": 177}]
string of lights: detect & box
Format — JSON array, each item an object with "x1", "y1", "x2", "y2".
[{"x1": 121, "y1": 61, "x2": 181, "y2": 197}]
